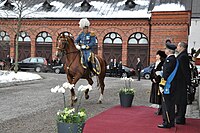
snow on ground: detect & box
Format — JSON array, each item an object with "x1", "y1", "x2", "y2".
[{"x1": 0, "y1": 70, "x2": 42, "y2": 83}]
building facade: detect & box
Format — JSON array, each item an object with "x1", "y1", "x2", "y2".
[{"x1": 0, "y1": 0, "x2": 192, "y2": 67}]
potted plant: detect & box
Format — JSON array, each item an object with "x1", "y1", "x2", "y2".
[
  {"x1": 119, "y1": 77, "x2": 135, "y2": 107},
  {"x1": 51, "y1": 83, "x2": 92, "y2": 133}
]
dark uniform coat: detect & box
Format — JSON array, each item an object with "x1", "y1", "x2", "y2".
[
  {"x1": 75, "y1": 31, "x2": 96, "y2": 68},
  {"x1": 175, "y1": 50, "x2": 191, "y2": 121},
  {"x1": 162, "y1": 55, "x2": 177, "y2": 125},
  {"x1": 149, "y1": 61, "x2": 164, "y2": 104},
  {"x1": 175, "y1": 50, "x2": 191, "y2": 105}
]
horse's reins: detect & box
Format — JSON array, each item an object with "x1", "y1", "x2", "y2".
[{"x1": 57, "y1": 38, "x2": 79, "y2": 70}]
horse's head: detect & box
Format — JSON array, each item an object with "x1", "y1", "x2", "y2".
[{"x1": 56, "y1": 34, "x2": 69, "y2": 58}]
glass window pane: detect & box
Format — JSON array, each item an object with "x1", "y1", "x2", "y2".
[
  {"x1": 37, "y1": 58, "x2": 44, "y2": 63},
  {"x1": 30, "y1": 58, "x2": 37, "y2": 63},
  {"x1": 36, "y1": 37, "x2": 44, "y2": 42},
  {"x1": 128, "y1": 38, "x2": 137, "y2": 44},
  {"x1": 135, "y1": 33, "x2": 141, "y2": 39},
  {"x1": 24, "y1": 37, "x2": 31, "y2": 42},
  {"x1": 139, "y1": 38, "x2": 148, "y2": 44},
  {"x1": 22, "y1": 58, "x2": 30, "y2": 63},
  {"x1": 45, "y1": 37, "x2": 52, "y2": 42},
  {"x1": 113, "y1": 38, "x2": 122, "y2": 44},
  {"x1": 42, "y1": 32, "x2": 47, "y2": 38},
  {"x1": 18, "y1": 37, "x2": 23, "y2": 42},
  {"x1": 4, "y1": 36, "x2": 10, "y2": 41},
  {"x1": 103, "y1": 38, "x2": 112, "y2": 44},
  {"x1": 0, "y1": 31, "x2": 5, "y2": 36},
  {"x1": 110, "y1": 33, "x2": 116, "y2": 39},
  {"x1": 21, "y1": 32, "x2": 26, "y2": 37}
]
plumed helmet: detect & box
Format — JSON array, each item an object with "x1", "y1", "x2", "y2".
[{"x1": 79, "y1": 18, "x2": 90, "y2": 29}]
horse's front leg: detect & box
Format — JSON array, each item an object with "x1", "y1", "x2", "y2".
[
  {"x1": 69, "y1": 74, "x2": 82, "y2": 107},
  {"x1": 85, "y1": 77, "x2": 93, "y2": 100}
]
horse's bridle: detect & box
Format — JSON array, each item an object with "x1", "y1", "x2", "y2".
[{"x1": 57, "y1": 36, "x2": 79, "y2": 70}]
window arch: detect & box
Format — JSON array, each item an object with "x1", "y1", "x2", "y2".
[
  {"x1": 17, "y1": 31, "x2": 31, "y2": 42},
  {"x1": 103, "y1": 32, "x2": 122, "y2": 44},
  {"x1": 36, "y1": 31, "x2": 52, "y2": 43},
  {"x1": 0, "y1": 31, "x2": 10, "y2": 41},
  {"x1": 128, "y1": 32, "x2": 148, "y2": 45}
]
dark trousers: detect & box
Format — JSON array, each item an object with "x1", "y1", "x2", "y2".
[
  {"x1": 162, "y1": 94, "x2": 175, "y2": 125},
  {"x1": 176, "y1": 104, "x2": 187, "y2": 121},
  {"x1": 137, "y1": 70, "x2": 141, "y2": 80}
]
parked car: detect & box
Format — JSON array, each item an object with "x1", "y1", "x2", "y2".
[
  {"x1": 196, "y1": 65, "x2": 200, "y2": 77},
  {"x1": 140, "y1": 63, "x2": 155, "y2": 79},
  {"x1": 18, "y1": 57, "x2": 51, "y2": 72},
  {"x1": 106, "y1": 65, "x2": 135, "y2": 78},
  {"x1": 0, "y1": 59, "x2": 5, "y2": 70},
  {"x1": 52, "y1": 64, "x2": 65, "y2": 74}
]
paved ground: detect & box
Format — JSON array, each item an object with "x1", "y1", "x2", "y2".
[{"x1": 0, "y1": 73, "x2": 199, "y2": 133}]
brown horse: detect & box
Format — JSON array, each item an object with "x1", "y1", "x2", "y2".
[{"x1": 56, "y1": 34, "x2": 106, "y2": 106}]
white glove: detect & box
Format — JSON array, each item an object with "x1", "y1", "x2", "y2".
[
  {"x1": 159, "y1": 86, "x2": 164, "y2": 94},
  {"x1": 155, "y1": 71, "x2": 162, "y2": 76},
  {"x1": 81, "y1": 45, "x2": 86, "y2": 49},
  {"x1": 75, "y1": 45, "x2": 81, "y2": 50}
]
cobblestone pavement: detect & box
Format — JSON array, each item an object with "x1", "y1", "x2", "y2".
[{"x1": 0, "y1": 73, "x2": 199, "y2": 133}]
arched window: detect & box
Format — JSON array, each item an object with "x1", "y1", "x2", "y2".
[
  {"x1": 0, "y1": 31, "x2": 10, "y2": 41},
  {"x1": 128, "y1": 32, "x2": 148, "y2": 45},
  {"x1": 18, "y1": 31, "x2": 31, "y2": 42},
  {"x1": 103, "y1": 32, "x2": 122, "y2": 44},
  {"x1": 36, "y1": 31, "x2": 52, "y2": 43}
]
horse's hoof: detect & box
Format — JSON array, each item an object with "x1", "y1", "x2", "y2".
[
  {"x1": 72, "y1": 97, "x2": 77, "y2": 103},
  {"x1": 98, "y1": 100, "x2": 102, "y2": 104},
  {"x1": 85, "y1": 95, "x2": 89, "y2": 100}
]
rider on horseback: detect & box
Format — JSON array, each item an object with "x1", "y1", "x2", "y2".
[{"x1": 75, "y1": 18, "x2": 99, "y2": 74}]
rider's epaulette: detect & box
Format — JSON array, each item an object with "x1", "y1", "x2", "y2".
[{"x1": 90, "y1": 31, "x2": 95, "y2": 36}]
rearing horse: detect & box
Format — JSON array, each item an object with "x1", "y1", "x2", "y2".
[{"x1": 56, "y1": 34, "x2": 106, "y2": 106}]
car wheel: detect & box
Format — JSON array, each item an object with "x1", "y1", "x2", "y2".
[
  {"x1": 122, "y1": 72, "x2": 127, "y2": 78},
  {"x1": 144, "y1": 73, "x2": 150, "y2": 79},
  {"x1": 35, "y1": 67, "x2": 41, "y2": 72},
  {"x1": 55, "y1": 68, "x2": 60, "y2": 74}
]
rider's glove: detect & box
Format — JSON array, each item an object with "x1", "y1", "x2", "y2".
[
  {"x1": 75, "y1": 45, "x2": 81, "y2": 50},
  {"x1": 81, "y1": 45, "x2": 86, "y2": 49}
]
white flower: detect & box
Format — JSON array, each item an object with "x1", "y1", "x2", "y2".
[
  {"x1": 78, "y1": 84, "x2": 93, "y2": 92},
  {"x1": 50, "y1": 85, "x2": 60, "y2": 93},
  {"x1": 62, "y1": 82, "x2": 74, "y2": 90},
  {"x1": 58, "y1": 87, "x2": 65, "y2": 93}
]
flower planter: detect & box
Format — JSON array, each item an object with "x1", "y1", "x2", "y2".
[
  {"x1": 57, "y1": 122, "x2": 85, "y2": 133},
  {"x1": 119, "y1": 93, "x2": 134, "y2": 107}
]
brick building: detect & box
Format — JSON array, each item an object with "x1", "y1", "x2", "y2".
[{"x1": 0, "y1": 0, "x2": 192, "y2": 67}]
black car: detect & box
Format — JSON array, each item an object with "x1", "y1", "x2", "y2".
[
  {"x1": 140, "y1": 63, "x2": 154, "y2": 79},
  {"x1": 106, "y1": 65, "x2": 135, "y2": 78},
  {"x1": 52, "y1": 64, "x2": 65, "y2": 74},
  {"x1": 18, "y1": 57, "x2": 50, "y2": 72}
]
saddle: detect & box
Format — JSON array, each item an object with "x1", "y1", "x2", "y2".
[{"x1": 80, "y1": 52, "x2": 101, "y2": 75}]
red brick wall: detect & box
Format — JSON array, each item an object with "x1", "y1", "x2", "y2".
[
  {"x1": 0, "y1": 10, "x2": 191, "y2": 65},
  {"x1": 150, "y1": 11, "x2": 191, "y2": 63}
]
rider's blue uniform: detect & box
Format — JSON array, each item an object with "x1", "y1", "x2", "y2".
[{"x1": 75, "y1": 31, "x2": 96, "y2": 68}]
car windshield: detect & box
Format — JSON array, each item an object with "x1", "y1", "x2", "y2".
[{"x1": 22, "y1": 58, "x2": 30, "y2": 63}]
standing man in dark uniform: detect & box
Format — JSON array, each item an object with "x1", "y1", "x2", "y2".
[
  {"x1": 175, "y1": 42, "x2": 191, "y2": 125},
  {"x1": 158, "y1": 43, "x2": 178, "y2": 128},
  {"x1": 75, "y1": 18, "x2": 96, "y2": 72},
  {"x1": 136, "y1": 57, "x2": 142, "y2": 81}
]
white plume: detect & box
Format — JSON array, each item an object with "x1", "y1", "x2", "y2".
[{"x1": 79, "y1": 18, "x2": 90, "y2": 29}]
